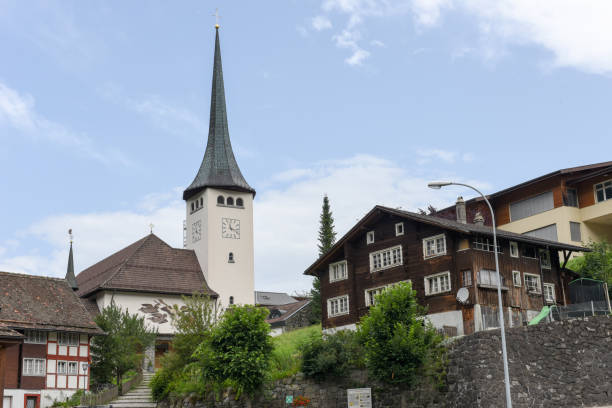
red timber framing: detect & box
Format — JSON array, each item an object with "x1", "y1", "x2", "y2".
[
  {"x1": 45, "y1": 332, "x2": 91, "y2": 390},
  {"x1": 23, "y1": 394, "x2": 40, "y2": 408}
]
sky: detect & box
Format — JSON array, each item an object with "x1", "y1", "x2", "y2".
[{"x1": 1, "y1": 0, "x2": 611, "y2": 295}]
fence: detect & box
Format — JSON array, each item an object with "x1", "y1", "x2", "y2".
[
  {"x1": 550, "y1": 301, "x2": 610, "y2": 321},
  {"x1": 80, "y1": 372, "x2": 143, "y2": 407}
]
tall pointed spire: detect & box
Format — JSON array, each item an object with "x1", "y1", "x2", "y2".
[
  {"x1": 65, "y1": 229, "x2": 78, "y2": 291},
  {"x1": 183, "y1": 26, "x2": 255, "y2": 200}
]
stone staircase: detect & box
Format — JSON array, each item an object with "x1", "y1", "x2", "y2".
[{"x1": 108, "y1": 372, "x2": 156, "y2": 408}]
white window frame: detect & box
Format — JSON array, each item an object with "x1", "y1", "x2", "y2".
[
  {"x1": 422, "y1": 234, "x2": 446, "y2": 259},
  {"x1": 327, "y1": 295, "x2": 349, "y2": 318},
  {"x1": 539, "y1": 249, "x2": 551, "y2": 269},
  {"x1": 369, "y1": 245, "x2": 403, "y2": 272},
  {"x1": 23, "y1": 358, "x2": 46, "y2": 376},
  {"x1": 395, "y1": 222, "x2": 404, "y2": 236},
  {"x1": 58, "y1": 332, "x2": 79, "y2": 346},
  {"x1": 509, "y1": 241, "x2": 519, "y2": 258},
  {"x1": 67, "y1": 361, "x2": 78, "y2": 375},
  {"x1": 365, "y1": 286, "x2": 387, "y2": 307},
  {"x1": 57, "y1": 360, "x2": 67, "y2": 375},
  {"x1": 462, "y1": 270, "x2": 473, "y2": 287},
  {"x1": 473, "y1": 237, "x2": 502, "y2": 253},
  {"x1": 512, "y1": 271, "x2": 522, "y2": 287},
  {"x1": 594, "y1": 179, "x2": 612, "y2": 203},
  {"x1": 366, "y1": 231, "x2": 375, "y2": 244},
  {"x1": 329, "y1": 260, "x2": 348, "y2": 283},
  {"x1": 424, "y1": 271, "x2": 451, "y2": 296},
  {"x1": 543, "y1": 283, "x2": 556, "y2": 303},
  {"x1": 524, "y1": 273, "x2": 541, "y2": 294},
  {"x1": 478, "y1": 269, "x2": 505, "y2": 288},
  {"x1": 24, "y1": 330, "x2": 47, "y2": 344}
]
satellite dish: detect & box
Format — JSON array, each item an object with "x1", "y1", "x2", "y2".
[{"x1": 456, "y1": 288, "x2": 470, "y2": 304}]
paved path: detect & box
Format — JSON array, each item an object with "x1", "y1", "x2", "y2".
[{"x1": 108, "y1": 373, "x2": 156, "y2": 408}]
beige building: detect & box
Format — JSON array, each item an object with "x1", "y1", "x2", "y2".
[{"x1": 436, "y1": 162, "x2": 612, "y2": 258}]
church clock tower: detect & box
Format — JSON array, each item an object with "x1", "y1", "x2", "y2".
[{"x1": 184, "y1": 26, "x2": 255, "y2": 307}]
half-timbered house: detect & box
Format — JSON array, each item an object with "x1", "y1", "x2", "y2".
[
  {"x1": 0, "y1": 271, "x2": 103, "y2": 408},
  {"x1": 304, "y1": 205, "x2": 587, "y2": 335}
]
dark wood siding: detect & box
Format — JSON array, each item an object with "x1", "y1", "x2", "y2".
[{"x1": 4, "y1": 344, "x2": 19, "y2": 388}]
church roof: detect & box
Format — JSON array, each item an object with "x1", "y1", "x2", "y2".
[
  {"x1": 0, "y1": 271, "x2": 102, "y2": 334},
  {"x1": 255, "y1": 291, "x2": 298, "y2": 306},
  {"x1": 65, "y1": 242, "x2": 78, "y2": 290},
  {"x1": 183, "y1": 27, "x2": 255, "y2": 200},
  {"x1": 75, "y1": 234, "x2": 218, "y2": 299}
]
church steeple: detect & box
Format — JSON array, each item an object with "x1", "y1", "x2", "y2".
[
  {"x1": 65, "y1": 229, "x2": 78, "y2": 291},
  {"x1": 183, "y1": 27, "x2": 255, "y2": 201}
]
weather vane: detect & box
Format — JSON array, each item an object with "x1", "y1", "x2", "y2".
[
  {"x1": 149, "y1": 223, "x2": 154, "y2": 234},
  {"x1": 212, "y1": 8, "x2": 221, "y2": 28},
  {"x1": 68, "y1": 229, "x2": 73, "y2": 244}
]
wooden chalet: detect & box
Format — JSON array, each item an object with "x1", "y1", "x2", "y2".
[{"x1": 304, "y1": 205, "x2": 588, "y2": 335}]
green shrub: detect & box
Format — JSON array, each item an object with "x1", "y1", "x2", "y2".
[
  {"x1": 51, "y1": 389, "x2": 85, "y2": 407},
  {"x1": 151, "y1": 367, "x2": 174, "y2": 402},
  {"x1": 268, "y1": 325, "x2": 321, "y2": 381},
  {"x1": 300, "y1": 330, "x2": 362, "y2": 381},
  {"x1": 357, "y1": 282, "x2": 444, "y2": 385}
]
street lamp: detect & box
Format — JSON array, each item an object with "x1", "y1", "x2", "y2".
[{"x1": 428, "y1": 181, "x2": 513, "y2": 408}]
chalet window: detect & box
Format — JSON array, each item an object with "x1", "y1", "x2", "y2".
[
  {"x1": 366, "y1": 231, "x2": 375, "y2": 244},
  {"x1": 478, "y1": 269, "x2": 505, "y2": 288},
  {"x1": 24, "y1": 330, "x2": 47, "y2": 344},
  {"x1": 369, "y1": 245, "x2": 403, "y2": 272},
  {"x1": 564, "y1": 188, "x2": 578, "y2": 207},
  {"x1": 236, "y1": 198, "x2": 244, "y2": 207},
  {"x1": 57, "y1": 360, "x2": 67, "y2": 374},
  {"x1": 68, "y1": 361, "x2": 78, "y2": 375},
  {"x1": 509, "y1": 241, "x2": 519, "y2": 258},
  {"x1": 365, "y1": 286, "x2": 386, "y2": 307},
  {"x1": 595, "y1": 180, "x2": 612, "y2": 203},
  {"x1": 543, "y1": 283, "x2": 556, "y2": 303},
  {"x1": 58, "y1": 332, "x2": 79, "y2": 346},
  {"x1": 509, "y1": 191, "x2": 554, "y2": 221},
  {"x1": 395, "y1": 222, "x2": 404, "y2": 236},
  {"x1": 570, "y1": 222, "x2": 582, "y2": 242},
  {"x1": 473, "y1": 237, "x2": 501, "y2": 253},
  {"x1": 327, "y1": 295, "x2": 349, "y2": 317},
  {"x1": 424, "y1": 272, "x2": 451, "y2": 296},
  {"x1": 539, "y1": 249, "x2": 551, "y2": 269},
  {"x1": 462, "y1": 270, "x2": 472, "y2": 287},
  {"x1": 522, "y1": 245, "x2": 537, "y2": 259},
  {"x1": 423, "y1": 234, "x2": 446, "y2": 258},
  {"x1": 512, "y1": 271, "x2": 522, "y2": 287},
  {"x1": 23, "y1": 358, "x2": 45, "y2": 376},
  {"x1": 329, "y1": 260, "x2": 348, "y2": 282},
  {"x1": 524, "y1": 273, "x2": 541, "y2": 293}
]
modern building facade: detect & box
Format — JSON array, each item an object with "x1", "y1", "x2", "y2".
[
  {"x1": 436, "y1": 162, "x2": 612, "y2": 253},
  {"x1": 304, "y1": 206, "x2": 587, "y2": 335}
]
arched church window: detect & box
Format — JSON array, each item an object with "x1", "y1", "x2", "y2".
[
  {"x1": 228, "y1": 252, "x2": 235, "y2": 263},
  {"x1": 217, "y1": 195, "x2": 225, "y2": 205},
  {"x1": 227, "y1": 197, "x2": 234, "y2": 206},
  {"x1": 191, "y1": 202, "x2": 195, "y2": 212},
  {"x1": 229, "y1": 296, "x2": 234, "y2": 305},
  {"x1": 200, "y1": 197, "x2": 203, "y2": 207},
  {"x1": 236, "y1": 198, "x2": 244, "y2": 207}
]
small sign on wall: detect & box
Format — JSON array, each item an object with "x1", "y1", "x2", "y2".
[
  {"x1": 285, "y1": 395, "x2": 293, "y2": 404},
  {"x1": 347, "y1": 388, "x2": 372, "y2": 408}
]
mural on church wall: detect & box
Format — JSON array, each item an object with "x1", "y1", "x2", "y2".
[{"x1": 139, "y1": 299, "x2": 187, "y2": 325}]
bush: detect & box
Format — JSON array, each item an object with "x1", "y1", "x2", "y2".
[
  {"x1": 300, "y1": 329, "x2": 363, "y2": 381},
  {"x1": 151, "y1": 368, "x2": 173, "y2": 402},
  {"x1": 268, "y1": 325, "x2": 321, "y2": 381},
  {"x1": 51, "y1": 390, "x2": 85, "y2": 407},
  {"x1": 357, "y1": 282, "x2": 444, "y2": 385}
]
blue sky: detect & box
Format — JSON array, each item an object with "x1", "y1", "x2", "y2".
[{"x1": 1, "y1": 0, "x2": 611, "y2": 294}]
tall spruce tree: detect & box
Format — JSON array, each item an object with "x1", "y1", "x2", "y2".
[{"x1": 311, "y1": 195, "x2": 337, "y2": 323}]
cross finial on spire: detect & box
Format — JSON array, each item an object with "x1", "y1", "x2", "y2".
[
  {"x1": 68, "y1": 228, "x2": 73, "y2": 246},
  {"x1": 213, "y1": 8, "x2": 220, "y2": 29},
  {"x1": 149, "y1": 223, "x2": 154, "y2": 234}
]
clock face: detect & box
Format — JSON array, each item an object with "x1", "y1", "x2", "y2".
[
  {"x1": 222, "y1": 218, "x2": 240, "y2": 239},
  {"x1": 192, "y1": 220, "x2": 202, "y2": 242}
]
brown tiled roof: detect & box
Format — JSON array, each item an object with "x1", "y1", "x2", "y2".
[
  {"x1": 0, "y1": 271, "x2": 103, "y2": 334},
  {"x1": 81, "y1": 298, "x2": 100, "y2": 319},
  {"x1": 265, "y1": 300, "x2": 311, "y2": 326},
  {"x1": 304, "y1": 206, "x2": 589, "y2": 276},
  {"x1": 76, "y1": 234, "x2": 217, "y2": 298},
  {"x1": 0, "y1": 322, "x2": 23, "y2": 340}
]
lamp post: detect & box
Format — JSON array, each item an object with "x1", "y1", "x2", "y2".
[{"x1": 428, "y1": 181, "x2": 512, "y2": 408}]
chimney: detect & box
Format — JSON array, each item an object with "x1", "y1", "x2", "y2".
[
  {"x1": 456, "y1": 196, "x2": 467, "y2": 224},
  {"x1": 473, "y1": 211, "x2": 485, "y2": 226}
]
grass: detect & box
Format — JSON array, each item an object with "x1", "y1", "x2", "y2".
[{"x1": 268, "y1": 324, "x2": 321, "y2": 381}]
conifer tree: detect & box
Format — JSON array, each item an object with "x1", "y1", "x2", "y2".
[{"x1": 311, "y1": 195, "x2": 337, "y2": 323}]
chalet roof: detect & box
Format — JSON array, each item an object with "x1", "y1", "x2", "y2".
[
  {"x1": 0, "y1": 322, "x2": 24, "y2": 340},
  {"x1": 75, "y1": 234, "x2": 218, "y2": 298},
  {"x1": 255, "y1": 291, "x2": 298, "y2": 306},
  {"x1": 0, "y1": 271, "x2": 103, "y2": 334},
  {"x1": 265, "y1": 300, "x2": 311, "y2": 327},
  {"x1": 304, "y1": 206, "x2": 589, "y2": 276},
  {"x1": 183, "y1": 27, "x2": 255, "y2": 200}
]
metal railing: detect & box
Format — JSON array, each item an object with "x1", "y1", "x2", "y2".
[
  {"x1": 550, "y1": 301, "x2": 610, "y2": 321},
  {"x1": 80, "y1": 372, "x2": 143, "y2": 407}
]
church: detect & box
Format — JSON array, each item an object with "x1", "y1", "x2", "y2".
[{"x1": 75, "y1": 25, "x2": 255, "y2": 369}]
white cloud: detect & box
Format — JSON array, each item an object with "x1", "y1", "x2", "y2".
[
  {"x1": 0, "y1": 81, "x2": 132, "y2": 166},
  {"x1": 370, "y1": 40, "x2": 386, "y2": 48},
  {"x1": 0, "y1": 154, "x2": 483, "y2": 294},
  {"x1": 416, "y1": 148, "x2": 475, "y2": 164},
  {"x1": 312, "y1": 15, "x2": 333, "y2": 31},
  {"x1": 333, "y1": 29, "x2": 371, "y2": 65}
]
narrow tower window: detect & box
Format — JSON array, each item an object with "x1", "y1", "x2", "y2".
[
  {"x1": 227, "y1": 197, "x2": 234, "y2": 206},
  {"x1": 217, "y1": 195, "x2": 225, "y2": 205},
  {"x1": 229, "y1": 296, "x2": 234, "y2": 305},
  {"x1": 191, "y1": 202, "x2": 195, "y2": 212},
  {"x1": 200, "y1": 197, "x2": 203, "y2": 207},
  {"x1": 228, "y1": 252, "x2": 235, "y2": 263},
  {"x1": 236, "y1": 198, "x2": 244, "y2": 207}
]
